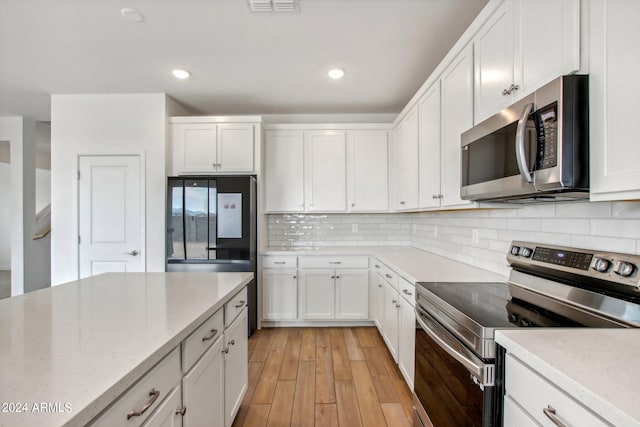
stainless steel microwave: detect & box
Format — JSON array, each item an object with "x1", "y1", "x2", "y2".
[{"x1": 460, "y1": 75, "x2": 589, "y2": 203}]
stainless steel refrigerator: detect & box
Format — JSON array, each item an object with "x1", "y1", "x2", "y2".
[{"x1": 166, "y1": 175, "x2": 257, "y2": 335}]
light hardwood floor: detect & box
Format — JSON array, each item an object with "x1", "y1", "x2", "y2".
[{"x1": 232, "y1": 327, "x2": 413, "y2": 427}]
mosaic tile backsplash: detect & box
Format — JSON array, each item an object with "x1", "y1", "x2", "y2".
[{"x1": 268, "y1": 201, "x2": 640, "y2": 276}]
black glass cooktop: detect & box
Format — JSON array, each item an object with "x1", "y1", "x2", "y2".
[{"x1": 416, "y1": 281, "x2": 583, "y2": 330}]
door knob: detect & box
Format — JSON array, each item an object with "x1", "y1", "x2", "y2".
[{"x1": 125, "y1": 250, "x2": 139, "y2": 256}]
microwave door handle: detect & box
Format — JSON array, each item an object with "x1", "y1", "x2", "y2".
[
  {"x1": 415, "y1": 307, "x2": 491, "y2": 386},
  {"x1": 515, "y1": 103, "x2": 535, "y2": 183}
]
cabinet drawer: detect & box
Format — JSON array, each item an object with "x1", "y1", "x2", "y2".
[
  {"x1": 398, "y1": 276, "x2": 415, "y2": 305},
  {"x1": 505, "y1": 354, "x2": 610, "y2": 427},
  {"x1": 182, "y1": 308, "x2": 224, "y2": 372},
  {"x1": 225, "y1": 287, "x2": 248, "y2": 327},
  {"x1": 378, "y1": 263, "x2": 399, "y2": 288},
  {"x1": 263, "y1": 256, "x2": 297, "y2": 268},
  {"x1": 298, "y1": 255, "x2": 369, "y2": 269},
  {"x1": 91, "y1": 348, "x2": 181, "y2": 427}
]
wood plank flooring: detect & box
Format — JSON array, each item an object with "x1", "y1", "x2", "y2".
[{"x1": 233, "y1": 327, "x2": 413, "y2": 427}]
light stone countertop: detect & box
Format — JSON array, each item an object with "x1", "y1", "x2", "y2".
[
  {"x1": 0, "y1": 272, "x2": 253, "y2": 427},
  {"x1": 261, "y1": 245, "x2": 508, "y2": 283},
  {"x1": 496, "y1": 329, "x2": 640, "y2": 426}
]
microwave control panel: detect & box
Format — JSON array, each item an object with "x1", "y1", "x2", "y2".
[{"x1": 535, "y1": 102, "x2": 558, "y2": 170}]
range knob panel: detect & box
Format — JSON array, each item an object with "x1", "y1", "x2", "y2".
[
  {"x1": 592, "y1": 258, "x2": 611, "y2": 273},
  {"x1": 519, "y1": 247, "x2": 533, "y2": 258},
  {"x1": 511, "y1": 246, "x2": 521, "y2": 256}
]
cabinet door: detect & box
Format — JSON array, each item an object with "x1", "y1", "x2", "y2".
[
  {"x1": 305, "y1": 131, "x2": 347, "y2": 212},
  {"x1": 503, "y1": 396, "x2": 538, "y2": 427},
  {"x1": 441, "y1": 44, "x2": 475, "y2": 209},
  {"x1": 172, "y1": 123, "x2": 216, "y2": 174},
  {"x1": 395, "y1": 106, "x2": 419, "y2": 210},
  {"x1": 347, "y1": 131, "x2": 389, "y2": 212},
  {"x1": 589, "y1": 0, "x2": 640, "y2": 200},
  {"x1": 473, "y1": 0, "x2": 514, "y2": 123},
  {"x1": 299, "y1": 269, "x2": 335, "y2": 320},
  {"x1": 264, "y1": 131, "x2": 305, "y2": 212},
  {"x1": 335, "y1": 269, "x2": 369, "y2": 320},
  {"x1": 382, "y1": 280, "x2": 399, "y2": 362},
  {"x1": 140, "y1": 386, "x2": 183, "y2": 427},
  {"x1": 182, "y1": 338, "x2": 224, "y2": 427},
  {"x1": 216, "y1": 124, "x2": 255, "y2": 173},
  {"x1": 418, "y1": 81, "x2": 442, "y2": 209},
  {"x1": 398, "y1": 296, "x2": 415, "y2": 390},
  {"x1": 262, "y1": 269, "x2": 298, "y2": 320},
  {"x1": 513, "y1": 0, "x2": 580, "y2": 100},
  {"x1": 224, "y1": 308, "x2": 248, "y2": 427}
]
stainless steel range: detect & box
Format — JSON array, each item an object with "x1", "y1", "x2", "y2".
[{"x1": 413, "y1": 241, "x2": 640, "y2": 427}]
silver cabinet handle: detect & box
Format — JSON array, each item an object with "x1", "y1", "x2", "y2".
[
  {"x1": 222, "y1": 347, "x2": 229, "y2": 354},
  {"x1": 515, "y1": 102, "x2": 535, "y2": 183},
  {"x1": 229, "y1": 339, "x2": 235, "y2": 346},
  {"x1": 509, "y1": 83, "x2": 520, "y2": 93},
  {"x1": 235, "y1": 300, "x2": 245, "y2": 308},
  {"x1": 395, "y1": 303, "x2": 401, "y2": 308},
  {"x1": 127, "y1": 388, "x2": 160, "y2": 419},
  {"x1": 392, "y1": 299, "x2": 397, "y2": 304},
  {"x1": 402, "y1": 289, "x2": 413, "y2": 296},
  {"x1": 176, "y1": 407, "x2": 187, "y2": 416},
  {"x1": 400, "y1": 201, "x2": 406, "y2": 205},
  {"x1": 374, "y1": 264, "x2": 381, "y2": 269},
  {"x1": 385, "y1": 274, "x2": 392, "y2": 279},
  {"x1": 331, "y1": 275, "x2": 336, "y2": 279},
  {"x1": 502, "y1": 88, "x2": 510, "y2": 96},
  {"x1": 274, "y1": 261, "x2": 286, "y2": 265},
  {"x1": 202, "y1": 328, "x2": 218, "y2": 342},
  {"x1": 335, "y1": 275, "x2": 340, "y2": 279},
  {"x1": 432, "y1": 194, "x2": 438, "y2": 199},
  {"x1": 125, "y1": 250, "x2": 139, "y2": 256},
  {"x1": 378, "y1": 284, "x2": 382, "y2": 288},
  {"x1": 293, "y1": 275, "x2": 297, "y2": 279},
  {"x1": 351, "y1": 203, "x2": 355, "y2": 207},
  {"x1": 329, "y1": 261, "x2": 342, "y2": 265},
  {"x1": 543, "y1": 405, "x2": 567, "y2": 427},
  {"x1": 438, "y1": 194, "x2": 443, "y2": 199}
]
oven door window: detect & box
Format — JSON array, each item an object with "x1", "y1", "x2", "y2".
[{"x1": 414, "y1": 315, "x2": 495, "y2": 427}]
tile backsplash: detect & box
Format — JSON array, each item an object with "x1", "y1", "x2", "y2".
[{"x1": 268, "y1": 201, "x2": 640, "y2": 276}]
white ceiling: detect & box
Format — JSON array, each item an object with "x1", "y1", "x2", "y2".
[{"x1": 0, "y1": 0, "x2": 488, "y2": 122}]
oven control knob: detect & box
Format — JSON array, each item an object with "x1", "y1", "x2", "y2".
[
  {"x1": 615, "y1": 262, "x2": 636, "y2": 277},
  {"x1": 519, "y1": 247, "x2": 533, "y2": 258},
  {"x1": 511, "y1": 246, "x2": 521, "y2": 256},
  {"x1": 593, "y1": 258, "x2": 611, "y2": 272}
]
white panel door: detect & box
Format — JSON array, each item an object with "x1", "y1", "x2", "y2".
[
  {"x1": 335, "y1": 269, "x2": 369, "y2": 320},
  {"x1": 78, "y1": 155, "x2": 144, "y2": 279},
  {"x1": 173, "y1": 123, "x2": 216, "y2": 174},
  {"x1": 513, "y1": 0, "x2": 580, "y2": 100},
  {"x1": 382, "y1": 279, "x2": 399, "y2": 362},
  {"x1": 418, "y1": 81, "x2": 442, "y2": 209},
  {"x1": 264, "y1": 131, "x2": 305, "y2": 212},
  {"x1": 305, "y1": 131, "x2": 347, "y2": 212},
  {"x1": 347, "y1": 131, "x2": 389, "y2": 212},
  {"x1": 224, "y1": 308, "x2": 248, "y2": 427},
  {"x1": 395, "y1": 106, "x2": 419, "y2": 210},
  {"x1": 473, "y1": 0, "x2": 514, "y2": 123},
  {"x1": 262, "y1": 269, "x2": 298, "y2": 320},
  {"x1": 589, "y1": 0, "x2": 640, "y2": 200},
  {"x1": 441, "y1": 44, "x2": 475, "y2": 209},
  {"x1": 375, "y1": 273, "x2": 385, "y2": 332},
  {"x1": 182, "y1": 338, "x2": 224, "y2": 427},
  {"x1": 216, "y1": 124, "x2": 254, "y2": 173},
  {"x1": 299, "y1": 269, "x2": 335, "y2": 320},
  {"x1": 398, "y1": 296, "x2": 415, "y2": 389}
]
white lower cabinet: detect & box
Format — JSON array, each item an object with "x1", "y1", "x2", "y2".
[
  {"x1": 504, "y1": 354, "x2": 610, "y2": 427},
  {"x1": 381, "y1": 278, "x2": 399, "y2": 362},
  {"x1": 335, "y1": 269, "x2": 369, "y2": 320},
  {"x1": 262, "y1": 268, "x2": 298, "y2": 320},
  {"x1": 397, "y1": 278, "x2": 415, "y2": 390},
  {"x1": 224, "y1": 307, "x2": 248, "y2": 427},
  {"x1": 374, "y1": 270, "x2": 385, "y2": 331},
  {"x1": 181, "y1": 338, "x2": 224, "y2": 427},
  {"x1": 141, "y1": 386, "x2": 183, "y2": 427},
  {"x1": 300, "y1": 269, "x2": 336, "y2": 320},
  {"x1": 299, "y1": 268, "x2": 368, "y2": 320}
]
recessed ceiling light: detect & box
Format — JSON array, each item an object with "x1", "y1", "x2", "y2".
[
  {"x1": 172, "y1": 69, "x2": 191, "y2": 79},
  {"x1": 120, "y1": 8, "x2": 144, "y2": 23},
  {"x1": 328, "y1": 68, "x2": 345, "y2": 79}
]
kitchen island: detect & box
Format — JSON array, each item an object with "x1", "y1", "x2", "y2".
[{"x1": 0, "y1": 272, "x2": 252, "y2": 427}]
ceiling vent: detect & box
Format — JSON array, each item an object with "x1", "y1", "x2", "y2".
[{"x1": 248, "y1": 0, "x2": 298, "y2": 12}]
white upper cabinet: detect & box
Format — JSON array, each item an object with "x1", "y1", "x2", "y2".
[
  {"x1": 264, "y1": 130, "x2": 305, "y2": 212},
  {"x1": 474, "y1": 0, "x2": 515, "y2": 123},
  {"x1": 589, "y1": 0, "x2": 640, "y2": 201},
  {"x1": 418, "y1": 81, "x2": 442, "y2": 209},
  {"x1": 305, "y1": 131, "x2": 347, "y2": 212},
  {"x1": 347, "y1": 131, "x2": 389, "y2": 212},
  {"x1": 171, "y1": 118, "x2": 258, "y2": 175},
  {"x1": 395, "y1": 106, "x2": 420, "y2": 210},
  {"x1": 441, "y1": 44, "x2": 475, "y2": 208},
  {"x1": 474, "y1": 0, "x2": 580, "y2": 124}
]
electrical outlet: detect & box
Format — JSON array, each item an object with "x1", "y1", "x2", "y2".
[{"x1": 352, "y1": 224, "x2": 358, "y2": 233}]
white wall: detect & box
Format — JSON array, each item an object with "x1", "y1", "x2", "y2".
[
  {"x1": 0, "y1": 160, "x2": 10, "y2": 269},
  {"x1": 51, "y1": 94, "x2": 171, "y2": 285}
]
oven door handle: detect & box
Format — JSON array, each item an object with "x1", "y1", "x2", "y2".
[
  {"x1": 515, "y1": 102, "x2": 535, "y2": 183},
  {"x1": 415, "y1": 306, "x2": 494, "y2": 387}
]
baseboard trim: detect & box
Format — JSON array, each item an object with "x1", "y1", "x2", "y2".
[{"x1": 260, "y1": 320, "x2": 375, "y2": 328}]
